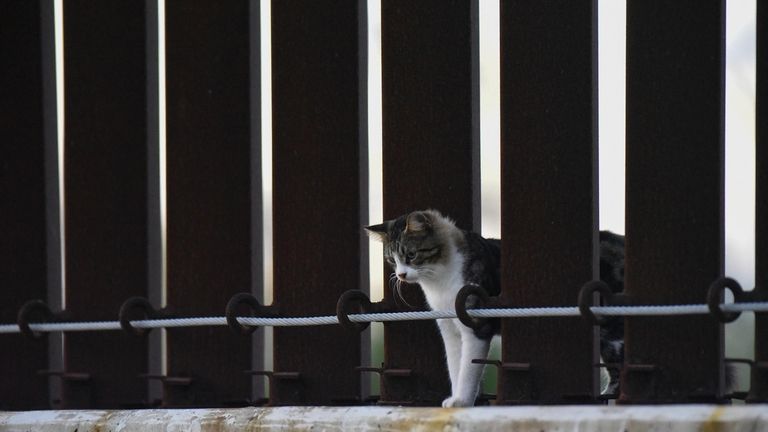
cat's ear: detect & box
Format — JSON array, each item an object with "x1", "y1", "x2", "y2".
[
  {"x1": 405, "y1": 211, "x2": 432, "y2": 233},
  {"x1": 365, "y1": 221, "x2": 391, "y2": 242}
]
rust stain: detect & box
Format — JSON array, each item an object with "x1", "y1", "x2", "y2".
[
  {"x1": 91, "y1": 411, "x2": 115, "y2": 432},
  {"x1": 246, "y1": 406, "x2": 325, "y2": 432},
  {"x1": 390, "y1": 408, "x2": 460, "y2": 432},
  {"x1": 701, "y1": 406, "x2": 726, "y2": 432},
  {"x1": 201, "y1": 414, "x2": 227, "y2": 432}
]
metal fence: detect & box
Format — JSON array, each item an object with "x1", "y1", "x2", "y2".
[{"x1": 1, "y1": 0, "x2": 766, "y2": 410}]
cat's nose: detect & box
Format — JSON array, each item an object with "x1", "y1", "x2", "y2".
[{"x1": 397, "y1": 273, "x2": 407, "y2": 281}]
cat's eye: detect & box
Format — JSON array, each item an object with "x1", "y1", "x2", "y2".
[{"x1": 406, "y1": 251, "x2": 416, "y2": 260}]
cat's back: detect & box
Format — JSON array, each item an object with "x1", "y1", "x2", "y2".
[
  {"x1": 599, "y1": 230, "x2": 625, "y2": 293},
  {"x1": 458, "y1": 231, "x2": 501, "y2": 297},
  {"x1": 458, "y1": 231, "x2": 622, "y2": 298}
]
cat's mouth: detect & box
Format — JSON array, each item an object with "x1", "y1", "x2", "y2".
[
  {"x1": 397, "y1": 272, "x2": 419, "y2": 284},
  {"x1": 396, "y1": 273, "x2": 416, "y2": 283}
]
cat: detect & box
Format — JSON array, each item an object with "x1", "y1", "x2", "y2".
[
  {"x1": 366, "y1": 209, "x2": 625, "y2": 407},
  {"x1": 597, "y1": 230, "x2": 625, "y2": 395}
]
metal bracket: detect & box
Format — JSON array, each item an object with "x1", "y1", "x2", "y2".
[
  {"x1": 118, "y1": 297, "x2": 172, "y2": 336},
  {"x1": 357, "y1": 364, "x2": 418, "y2": 406},
  {"x1": 337, "y1": 290, "x2": 375, "y2": 332},
  {"x1": 618, "y1": 363, "x2": 660, "y2": 403},
  {"x1": 246, "y1": 370, "x2": 302, "y2": 406},
  {"x1": 225, "y1": 293, "x2": 279, "y2": 335},
  {"x1": 357, "y1": 365, "x2": 413, "y2": 378},
  {"x1": 707, "y1": 277, "x2": 768, "y2": 323},
  {"x1": 38, "y1": 369, "x2": 91, "y2": 382},
  {"x1": 474, "y1": 359, "x2": 534, "y2": 404},
  {"x1": 140, "y1": 374, "x2": 193, "y2": 387},
  {"x1": 455, "y1": 285, "x2": 498, "y2": 331},
  {"x1": 578, "y1": 280, "x2": 631, "y2": 325},
  {"x1": 16, "y1": 300, "x2": 67, "y2": 340}
]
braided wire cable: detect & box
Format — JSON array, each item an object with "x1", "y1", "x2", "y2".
[{"x1": 1, "y1": 302, "x2": 767, "y2": 334}]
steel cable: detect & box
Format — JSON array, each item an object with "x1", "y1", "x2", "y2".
[{"x1": 1, "y1": 302, "x2": 767, "y2": 334}]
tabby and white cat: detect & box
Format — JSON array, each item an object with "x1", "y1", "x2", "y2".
[{"x1": 366, "y1": 209, "x2": 625, "y2": 407}]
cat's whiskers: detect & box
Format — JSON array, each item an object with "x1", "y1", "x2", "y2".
[
  {"x1": 387, "y1": 272, "x2": 417, "y2": 310},
  {"x1": 388, "y1": 272, "x2": 399, "y2": 289}
]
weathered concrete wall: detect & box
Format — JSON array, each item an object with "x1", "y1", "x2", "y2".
[{"x1": 0, "y1": 405, "x2": 767, "y2": 432}]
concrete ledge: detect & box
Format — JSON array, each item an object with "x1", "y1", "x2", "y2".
[{"x1": 1, "y1": 405, "x2": 767, "y2": 432}]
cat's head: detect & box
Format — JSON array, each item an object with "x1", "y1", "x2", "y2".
[{"x1": 365, "y1": 209, "x2": 455, "y2": 284}]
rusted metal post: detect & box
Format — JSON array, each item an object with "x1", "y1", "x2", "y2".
[
  {"x1": 380, "y1": 0, "x2": 480, "y2": 405},
  {"x1": 62, "y1": 0, "x2": 151, "y2": 408},
  {"x1": 270, "y1": 0, "x2": 366, "y2": 405},
  {"x1": 749, "y1": 0, "x2": 768, "y2": 404},
  {"x1": 623, "y1": 0, "x2": 725, "y2": 403},
  {"x1": 0, "y1": 0, "x2": 55, "y2": 410},
  {"x1": 498, "y1": 0, "x2": 599, "y2": 404},
  {"x1": 164, "y1": 0, "x2": 258, "y2": 407}
]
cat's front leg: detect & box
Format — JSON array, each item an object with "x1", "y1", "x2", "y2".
[
  {"x1": 436, "y1": 319, "x2": 461, "y2": 397},
  {"x1": 442, "y1": 325, "x2": 491, "y2": 408}
]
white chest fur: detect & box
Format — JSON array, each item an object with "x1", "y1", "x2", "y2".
[
  {"x1": 417, "y1": 247, "x2": 491, "y2": 408},
  {"x1": 418, "y1": 249, "x2": 465, "y2": 312}
]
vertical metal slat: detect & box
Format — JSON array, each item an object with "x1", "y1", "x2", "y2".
[
  {"x1": 270, "y1": 0, "x2": 365, "y2": 406},
  {"x1": 63, "y1": 0, "x2": 150, "y2": 409},
  {"x1": 380, "y1": 0, "x2": 479, "y2": 405},
  {"x1": 624, "y1": 0, "x2": 725, "y2": 403},
  {"x1": 499, "y1": 0, "x2": 598, "y2": 404},
  {"x1": 164, "y1": 0, "x2": 257, "y2": 407},
  {"x1": 0, "y1": 0, "x2": 53, "y2": 410}
]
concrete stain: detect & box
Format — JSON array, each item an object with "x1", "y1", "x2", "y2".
[
  {"x1": 388, "y1": 407, "x2": 460, "y2": 432},
  {"x1": 200, "y1": 413, "x2": 226, "y2": 432},
  {"x1": 90, "y1": 411, "x2": 116, "y2": 432},
  {"x1": 701, "y1": 406, "x2": 726, "y2": 432}
]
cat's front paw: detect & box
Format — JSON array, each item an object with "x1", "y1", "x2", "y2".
[{"x1": 441, "y1": 396, "x2": 473, "y2": 408}]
